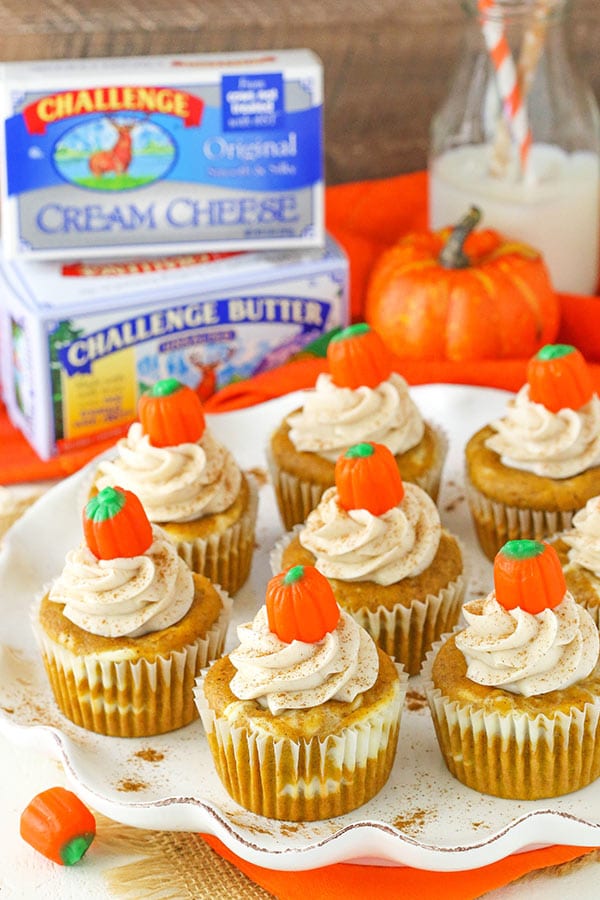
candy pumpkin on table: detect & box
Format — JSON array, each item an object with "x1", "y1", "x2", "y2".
[
  {"x1": 267, "y1": 322, "x2": 448, "y2": 530},
  {"x1": 365, "y1": 206, "x2": 560, "y2": 362},
  {"x1": 272, "y1": 441, "x2": 466, "y2": 676},
  {"x1": 92, "y1": 377, "x2": 258, "y2": 595},
  {"x1": 465, "y1": 343, "x2": 600, "y2": 561}
]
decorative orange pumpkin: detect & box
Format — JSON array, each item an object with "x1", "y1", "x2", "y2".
[
  {"x1": 365, "y1": 206, "x2": 560, "y2": 362},
  {"x1": 494, "y1": 540, "x2": 565, "y2": 614},
  {"x1": 527, "y1": 344, "x2": 594, "y2": 413},
  {"x1": 83, "y1": 486, "x2": 153, "y2": 560},
  {"x1": 327, "y1": 322, "x2": 394, "y2": 389},
  {"x1": 335, "y1": 442, "x2": 404, "y2": 515},
  {"x1": 20, "y1": 787, "x2": 96, "y2": 866},
  {"x1": 138, "y1": 377, "x2": 205, "y2": 447},
  {"x1": 266, "y1": 565, "x2": 340, "y2": 643}
]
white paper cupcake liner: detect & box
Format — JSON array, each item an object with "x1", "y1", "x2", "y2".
[
  {"x1": 271, "y1": 529, "x2": 466, "y2": 676},
  {"x1": 32, "y1": 585, "x2": 232, "y2": 738},
  {"x1": 265, "y1": 443, "x2": 327, "y2": 531},
  {"x1": 194, "y1": 661, "x2": 408, "y2": 820},
  {"x1": 173, "y1": 474, "x2": 258, "y2": 595},
  {"x1": 416, "y1": 421, "x2": 448, "y2": 504},
  {"x1": 421, "y1": 631, "x2": 600, "y2": 800},
  {"x1": 465, "y1": 473, "x2": 578, "y2": 562}
]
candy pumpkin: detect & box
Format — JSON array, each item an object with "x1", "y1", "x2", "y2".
[
  {"x1": 494, "y1": 540, "x2": 565, "y2": 614},
  {"x1": 335, "y1": 442, "x2": 404, "y2": 515},
  {"x1": 266, "y1": 565, "x2": 340, "y2": 643},
  {"x1": 83, "y1": 486, "x2": 153, "y2": 560},
  {"x1": 365, "y1": 207, "x2": 559, "y2": 362},
  {"x1": 527, "y1": 344, "x2": 594, "y2": 413},
  {"x1": 20, "y1": 787, "x2": 96, "y2": 866},
  {"x1": 327, "y1": 322, "x2": 394, "y2": 389},
  {"x1": 138, "y1": 377, "x2": 205, "y2": 447}
]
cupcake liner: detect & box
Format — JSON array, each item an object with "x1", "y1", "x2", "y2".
[
  {"x1": 265, "y1": 443, "x2": 327, "y2": 531},
  {"x1": 173, "y1": 474, "x2": 258, "y2": 595},
  {"x1": 194, "y1": 662, "x2": 407, "y2": 821},
  {"x1": 267, "y1": 421, "x2": 449, "y2": 531},
  {"x1": 416, "y1": 421, "x2": 448, "y2": 504},
  {"x1": 421, "y1": 632, "x2": 600, "y2": 800},
  {"x1": 271, "y1": 529, "x2": 466, "y2": 677},
  {"x1": 32, "y1": 586, "x2": 232, "y2": 738},
  {"x1": 465, "y1": 473, "x2": 577, "y2": 562}
]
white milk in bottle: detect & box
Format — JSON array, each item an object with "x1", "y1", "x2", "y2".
[{"x1": 428, "y1": 0, "x2": 600, "y2": 296}]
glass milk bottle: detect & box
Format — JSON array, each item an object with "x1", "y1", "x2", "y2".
[{"x1": 428, "y1": 0, "x2": 600, "y2": 294}]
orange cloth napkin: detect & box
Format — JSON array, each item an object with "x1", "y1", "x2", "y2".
[
  {"x1": 201, "y1": 834, "x2": 597, "y2": 900},
  {"x1": 0, "y1": 170, "x2": 599, "y2": 894}
]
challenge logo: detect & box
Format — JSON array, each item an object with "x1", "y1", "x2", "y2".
[{"x1": 23, "y1": 86, "x2": 203, "y2": 133}]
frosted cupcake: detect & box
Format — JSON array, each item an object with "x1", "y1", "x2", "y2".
[
  {"x1": 272, "y1": 442, "x2": 465, "y2": 675},
  {"x1": 423, "y1": 540, "x2": 600, "y2": 800},
  {"x1": 465, "y1": 344, "x2": 600, "y2": 561},
  {"x1": 194, "y1": 564, "x2": 407, "y2": 820},
  {"x1": 93, "y1": 378, "x2": 257, "y2": 594},
  {"x1": 550, "y1": 495, "x2": 600, "y2": 626},
  {"x1": 34, "y1": 486, "x2": 232, "y2": 737},
  {"x1": 268, "y1": 323, "x2": 447, "y2": 530}
]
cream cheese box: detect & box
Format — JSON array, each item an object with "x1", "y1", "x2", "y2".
[
  {"x1": 0, "y1": 49, "x2": 324, "y2": 260},
  {"x1": 0, "y1": 236, "x2": 348, "y2": 460}
]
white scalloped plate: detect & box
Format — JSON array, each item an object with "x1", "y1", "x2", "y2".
[{"x1": 1, "y1": 384, "x2": 599, "y2": 872}]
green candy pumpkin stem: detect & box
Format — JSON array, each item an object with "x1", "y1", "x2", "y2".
[
  {"x1": 147, "y1": 377, "x2": 183, "y2": 398},
  {"x1": 438, "y1": 206, "x2": 482, "y2": 270}
]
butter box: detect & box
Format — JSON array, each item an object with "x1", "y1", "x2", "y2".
[
  {"x1": 0, "y1": 236, "x2": 348, "y2": 460},
  {"x1": 0, "y1": 49, "x2": 323, "y2": 260}
]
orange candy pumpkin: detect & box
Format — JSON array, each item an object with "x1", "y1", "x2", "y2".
[
  {"x1": 138, "y1": 378, "x2": 205, "y2": 447},
  {"x1": 266, "y1": 565, "x2": 340, "y2": 644},
  {"x1": 494, "y1": 540, "x2": 566, "y2": 615},
  {"x1": 335, "y1": 442, "x2": 404, "y2": 515},
  {"x1": 527, "y1": 344, "x2": 594, "y2": 413},
  {"x1": 20, "y1": 787, "x2": 96, "y2": 866},
  {"x1": 83, "y1": 486, "x2": 153, "y2": 560},
  {"x1": 365, "y1": 206, "x2": 559, "y2": 362},
  {"x1": 327, "y1": 323, "x2": 394, "y2": 389}
]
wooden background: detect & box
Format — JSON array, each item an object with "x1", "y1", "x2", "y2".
[{"x1": 0, "y1": 0, "x2": 598, "y2": 184}]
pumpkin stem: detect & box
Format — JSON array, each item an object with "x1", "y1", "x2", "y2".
[{"x1": 438, "y1": 206, "x2": 482, "y2": 270}]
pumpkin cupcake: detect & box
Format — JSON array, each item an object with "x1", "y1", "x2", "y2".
[
  {"x1": 423, "y1": 540, "x2": 600, "y2": 800},
  {"x1": 194, "y1": 564, "x2": 407, "y2": 820},
  {"x1": 92, "y1": 378, "x2": 258, "y2": 595},
  {"x1": 549, "y1": 495, "x2": 600, "y2": 626},
  {"x1": 33, "y1": 486, "x2": 232, "y2": 737},
  {"x1": 465, "y1": 344, "x2": 600, "y2": 561},
  {"x1": 268, "y1": 322, "x2": 448, "y2": 530},
  {"x1": 271, "y1": 442, "x2": 465, "y2": 675}
]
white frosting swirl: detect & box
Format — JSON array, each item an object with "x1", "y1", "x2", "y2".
[
  {"x1": 48, "y1": 526, "x2": 194, "y2": 638},
  {"x1": 456, "y1": 592, "x2": 599, "y2": 696},
  {"x1": 563, "y1": 496, "x2": 600, "y2": 577},
  {"x1": 228, "y1": 606, "x2": 379, "y2": 714},
  {"x1": 95, "y1": 423, "x2": 242, "y2": 523},
  {"x1": 485, "y1": 385, "x2": 600, "y2": 478},
  {"x1": 299, "y1": 483, "x2": 441, "y2": 586},
  {"x1": 287, "y1": 372, "x2": 425, "y2": 461}
]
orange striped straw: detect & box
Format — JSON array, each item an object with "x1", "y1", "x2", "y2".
[{"x1": 478, "y1": 0, "x2": 532, "y2": 174}]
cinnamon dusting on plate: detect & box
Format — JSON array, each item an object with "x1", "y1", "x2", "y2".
[
  {"x1": 117, "y1": 779, "x2": 148, "y2": 792},
  {"x1": 405, "y1": 690, "x2": 427, "y2": 711},
  {"x1": 393, "y1": 808, "x2": 434, "y2": 834},
  {"x1": 133, "y1": 748, "x2": 165, "y2": 763}
]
